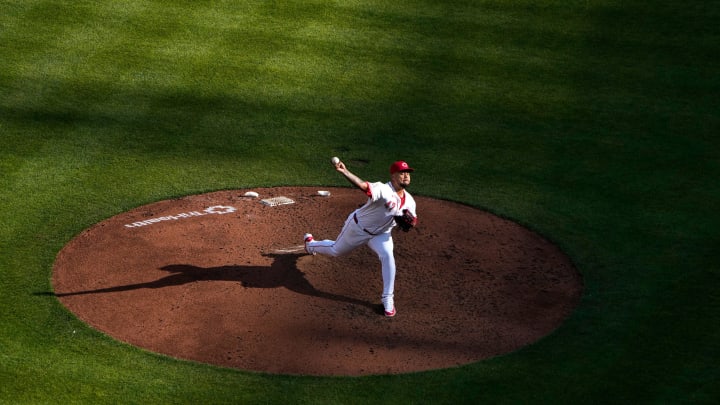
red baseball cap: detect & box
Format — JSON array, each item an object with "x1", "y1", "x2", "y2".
[{"x1": 389, "y1": 161, "x2": 415, "y2": 174}]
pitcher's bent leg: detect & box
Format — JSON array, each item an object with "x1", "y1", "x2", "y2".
[{"x1": 306, "y1": 214, "x2": 367, "y2": 257}]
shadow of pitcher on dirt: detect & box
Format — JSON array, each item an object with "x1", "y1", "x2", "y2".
[{"x1": 48, "y1": 253, "x2": 378, "y2": 312}]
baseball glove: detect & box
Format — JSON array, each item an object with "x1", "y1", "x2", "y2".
[{"x1": 394, "y1": 209, "x2": 417, "y2": 232}]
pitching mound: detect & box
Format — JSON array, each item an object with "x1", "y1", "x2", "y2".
[{"x1": 52, "y1": 187, "x2": 582, "y2": 376}]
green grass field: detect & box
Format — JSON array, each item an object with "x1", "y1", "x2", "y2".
[{"x1": 1, "y1": 0, "x2": 718, "y2": 403}]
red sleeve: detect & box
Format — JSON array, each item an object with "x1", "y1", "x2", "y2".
[{"x1": 364, "y1": 181, "x2": 372, "y2": 197}]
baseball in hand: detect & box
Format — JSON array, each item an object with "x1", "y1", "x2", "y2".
[{"x1": 331, "y1": 156, "x2": 340, "y2": 165}]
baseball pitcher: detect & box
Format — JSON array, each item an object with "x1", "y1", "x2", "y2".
[{"x1": 304, "y1": 159, "x2": 418, "y2": 317}]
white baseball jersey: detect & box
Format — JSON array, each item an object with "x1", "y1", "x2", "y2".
[{"x1": 353, "y1": 181, "x2": 417, "y2": 234}]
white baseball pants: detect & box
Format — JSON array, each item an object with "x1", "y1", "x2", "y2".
[{"x1": 306, "y1": 213, "x2": 396, "y2": 311}]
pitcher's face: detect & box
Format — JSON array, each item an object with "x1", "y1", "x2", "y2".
[{"x1": 392, "y1": 171, "x2": 412, "y2": 189}]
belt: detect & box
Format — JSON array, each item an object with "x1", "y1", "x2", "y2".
[{"x1": 353, "y1": 213, "x2": 377, "y2": 235}]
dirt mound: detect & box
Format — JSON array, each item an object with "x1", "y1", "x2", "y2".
[{"x1": 52, "y1": 187, "x2": 582, "y2": 376}]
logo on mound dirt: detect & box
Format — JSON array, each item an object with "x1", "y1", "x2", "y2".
[{"x1": 124, "y1": 205, "x2": 236, "y2": 229}]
